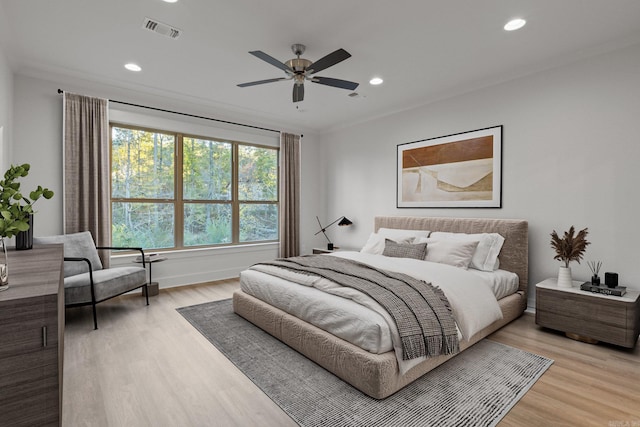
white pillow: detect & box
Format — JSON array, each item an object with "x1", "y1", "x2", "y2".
[
  {"x1": 417, "y1": 238, "x2": 479, "y2": 269},
  {"x1": 361, "y1": 233, "x2": 415, "y2": 255},
  {"x1": 377, "y1": 227, "x2": 430, "y2": 242},
  {"x1": 429, "y1": 232, "x2": 505, "y2": 272}
]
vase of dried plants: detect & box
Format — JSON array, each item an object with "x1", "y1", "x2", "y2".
[{"x1": 550, "y1": 226, "x2": 590, "y2": 288}]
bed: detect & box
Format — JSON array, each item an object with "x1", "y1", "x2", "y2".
[{"x1": 233, "y1": 216, "x2": 528, "y2": 399}]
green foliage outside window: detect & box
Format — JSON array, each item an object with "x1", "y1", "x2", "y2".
[
  {"x1": 111, "y1": 125, "x2": 278, "y2": 250},
  {"x1": 183, "y1": 137, "x2": 232, "y2": 200},
  {"x1": 240, "y1": 203, "x2": 278, "y2": 242},
  {"x1": 111, "y1": 127, "x2": 174, "y2": 199},
  {"x1": 238, "y1": 145, "x2": 278, "y2": 201},
  {"x1": 112, "y1": 202, "x2": 175, "y2": 248},
  {"x1": 184, "y1": 203, "x2": 232, "y2": 246}
]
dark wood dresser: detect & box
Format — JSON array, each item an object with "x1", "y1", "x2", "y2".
[
  {"x1": 0, "y1": 244, "x2": 64, "y2": 426},
  {"x1": 536, "y1": 277, "x2": 640, "y2": 348}
]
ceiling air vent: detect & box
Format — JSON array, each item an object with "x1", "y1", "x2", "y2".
[
  {"x1": 142, "y1": 17, "x2": 181, "y2": 39},
  {"x1": 348, "y1": 92, "x2": 366, "y2": 100}
]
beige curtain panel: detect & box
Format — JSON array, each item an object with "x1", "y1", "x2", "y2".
[
  {"x1": 63, "y1": 92, "x2": 111, "y2": 267},
  {"x1": 279, "y1": 132, "x2": 301, "y2": 257}
]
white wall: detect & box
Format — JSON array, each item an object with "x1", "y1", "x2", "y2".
[
  {"x1": 321, "y1": 42, "x2": 640, "y2": 307},
  {"x1": 0, "y1": 40, "x2": 12, "y2": 174},
  {"x1": 11, "y1": 73, "x2": 323, "y2": 287}
]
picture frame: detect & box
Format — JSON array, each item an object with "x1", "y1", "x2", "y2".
[{"x1": 397, "y1": 125, "x2": 502, "y2": 208}]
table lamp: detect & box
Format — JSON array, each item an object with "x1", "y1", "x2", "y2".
[{"x1": 315, "y1": 216, "x2": 353, "y2": 250}]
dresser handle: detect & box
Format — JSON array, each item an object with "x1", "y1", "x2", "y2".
[{"x1": 42, "y1": 326, "x2": 47, "y2": 347}]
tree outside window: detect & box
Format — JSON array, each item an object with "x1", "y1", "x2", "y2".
[{"x1": 111, "y1": 124, "x2": 278, "y2": 250}]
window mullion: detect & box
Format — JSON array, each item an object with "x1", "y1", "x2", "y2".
[
  {"x1": 232, "y1": 143, "x2": 239, "y2": 243},
  {"x1": 175, "y1": 133, "x2": 184, "y2": 248}
]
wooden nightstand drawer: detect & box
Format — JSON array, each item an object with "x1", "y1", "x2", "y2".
[
  {"x1": 536, "y1": 289, "x2": 629, "y2": 328},
  {"x1": 536, "y1": 309, "x2": 630, "y2": 344}
]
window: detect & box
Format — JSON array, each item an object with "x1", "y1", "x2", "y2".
[{"x1": 111, "y1": 124, "x2": 278, "y2": 250}]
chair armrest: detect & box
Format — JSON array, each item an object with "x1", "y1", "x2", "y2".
[
  {"x1": 64, "y1": 256, "x2": 93, "y2": 272},
  {"x1": 64, "y1": 256, "x2": 97, "y2": 302},
  {"x1": 95, "y1": 246, "x2": 146, "y2": 267}
]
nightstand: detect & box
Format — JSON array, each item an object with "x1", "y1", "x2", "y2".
[
  {"x1": 312, "y1": 247, "x2": 354, "y2": 254},
  {"x1": 312, "y1": 248, "x2": 329, "y2": 254},
  {"x1": 535, "y1": 278, "x2": 640, "y2": 348}
]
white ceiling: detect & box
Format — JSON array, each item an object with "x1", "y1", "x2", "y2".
[{"x1": 1, "y1": 0, "x2": 640, "y2": 133}]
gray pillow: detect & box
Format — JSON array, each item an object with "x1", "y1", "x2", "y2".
[{"x1": 382, "y1": 239, "x2": 428, "y2": 260}]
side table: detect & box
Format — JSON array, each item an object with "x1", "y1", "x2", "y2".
[
  {"x1": 312, "y1": 247, "x2": 355, "y2": 254},
  {"x1": 535, "y1": 277, "x2": 640, "y2": 348},
  {"x1": 134, "y1": 255, "x2": 167, "y2": 297}
]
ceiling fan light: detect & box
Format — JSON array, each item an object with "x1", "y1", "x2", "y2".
[
  {"x1": 504, "y1": 18, "x2": 526, "y2": 31},
  {"x1": 369, "y1": 77, "x2": 383, "y2": 85}
]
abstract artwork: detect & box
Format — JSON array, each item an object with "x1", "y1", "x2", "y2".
[{"x1": 397, "y1": 126, "x2": 502, "y2": 208}]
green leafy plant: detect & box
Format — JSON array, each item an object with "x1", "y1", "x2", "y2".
[
  {"x1": 0, "y1": 164, "x2": 54, "y2": 238},
  {"x1": 550, "y1": 226, "x2": 590, "y2": 268}
]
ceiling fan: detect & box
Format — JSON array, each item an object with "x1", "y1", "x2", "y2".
[{"x1": 237, "y1": 44, "x2": 359, "y2": 103}]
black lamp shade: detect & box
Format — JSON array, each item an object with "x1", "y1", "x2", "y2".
[{"x1": 338, "y1": 217, "x2": 352, "y2": 226}]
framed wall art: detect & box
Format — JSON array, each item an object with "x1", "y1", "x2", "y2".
[{"x1": 397, "y1": 125, "x2": 502, "y2": 208}]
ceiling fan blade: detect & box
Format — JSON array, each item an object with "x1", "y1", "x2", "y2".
[
  {"x1": 311, "y1": 77, "x2": 359, "y2": 91},
  {"x1": 249, "y1": 50, "x2": 293, "y2": 73},
  {"x1": 307, "y1": 48, "x2": 351, "y2": 74},
  {"x1": 293, "y1": 83, "x2": 304, "y2": 103},
  {"x1": 237, "y1": 77, "x2": 288, "y2": 87}
]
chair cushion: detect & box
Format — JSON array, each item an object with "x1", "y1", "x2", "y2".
[
  {"x1": 64, "y1": 266, "x2": 147, "y2": 305},
  {"x1": 34, "y1": 231, "x2": 103, "y2": 277}
]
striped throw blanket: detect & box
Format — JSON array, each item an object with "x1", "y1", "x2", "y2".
[{"x1": 253, "y1": 255, "x2": 459, "y2": 360}]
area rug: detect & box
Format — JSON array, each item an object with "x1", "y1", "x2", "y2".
[{"x1": 177, "y1": 299, "x2": 553, "y2": 427}]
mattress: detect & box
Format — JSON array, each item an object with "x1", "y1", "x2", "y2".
[{"x1": 241, "y1": 268, "x2": 393, "y2": 354}]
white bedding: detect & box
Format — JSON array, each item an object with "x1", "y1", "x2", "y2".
[
  {"x1": 242, "y1": 251, "x2": 519, "y2": 373},
  {"x1": 466, "y1": 267, "x2": 519, "y2": 300},
  {"x1": 241, "y1": 268, "x2": 394, "y2": 354}
]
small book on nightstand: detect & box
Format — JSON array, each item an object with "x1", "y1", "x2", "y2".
[{"x1": 580, "y1": 282, "x2": 627, "y2": 297}]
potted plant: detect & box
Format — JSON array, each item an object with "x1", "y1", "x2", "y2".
[
  {"x1": 550, "y1": 226, "x2": 590, "y2": 288},
  {"x1": 0, "y1": 163, "x2": 54, "y2": 290}
]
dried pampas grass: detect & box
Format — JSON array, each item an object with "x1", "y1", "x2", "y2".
[{"x1": 550, "y1": 226, "x2": 590, "y2": 268}]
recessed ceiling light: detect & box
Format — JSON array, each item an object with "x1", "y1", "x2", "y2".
[
  {"x1": 369, "y1": 77, "x2": 383, "y2": 85},
  {"x1": 504, "y1": 18, "x2": 526, "y2": 31},
  {"x1": 163, "y1": 0, "x2": 178, "y2": 3},
  {"x1": 124, "y1": 63, "x2": 142, "y2": 72}
]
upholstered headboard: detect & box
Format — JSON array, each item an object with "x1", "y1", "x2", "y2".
[{"x1": 374, "y1": 216, "x2": 529, "y2": 296}]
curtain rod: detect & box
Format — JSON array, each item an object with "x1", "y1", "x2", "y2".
[{"x1": 57, "y1": 88, "x2": 285, "y2": 135}]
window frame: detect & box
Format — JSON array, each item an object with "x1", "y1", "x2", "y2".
[{"x1": 110, "y1": 122, "x2": 279, "y2": 250}]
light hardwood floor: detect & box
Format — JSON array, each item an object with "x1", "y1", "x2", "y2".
[{"x1": 63, "y1": 279, "x2": 640, "y2": 427}]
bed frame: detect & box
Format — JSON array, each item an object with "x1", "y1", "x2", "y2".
[{"x1": 233, "y1": 216, "x2": 528, "y2": 399}]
